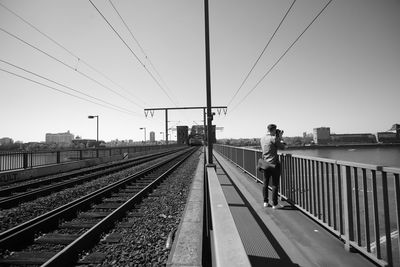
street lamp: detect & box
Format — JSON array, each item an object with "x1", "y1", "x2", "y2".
[
  {"x1": 88, "y1": 115, "x2": 99, "y2": 142},
  {"x1": 139, "y1": 127, "x2": 146, "y2": 142}
]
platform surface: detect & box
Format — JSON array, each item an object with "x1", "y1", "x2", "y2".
[{"x1": 214, "y1": 152, "x2": 377, "y2": 267}]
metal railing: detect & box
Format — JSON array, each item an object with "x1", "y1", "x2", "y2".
[
  {"x1": 214, "y1": 144, "x2": 400, "y2": 267},
  {"x1": 0, "y1": 144, "x2": 181, "y2": 172}
]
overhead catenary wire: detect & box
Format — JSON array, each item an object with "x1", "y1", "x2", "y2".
[
  {"x1": 0, "y1": 59, "x2": 140, "y2": 115},
  {"x1": 227, "y1": 0, "x2": 297, "y2": 107},
  {"x1": 0, "y1": 2, "x2": 147, "y2": 108},
  {"x1": 107, "y1": 0, "x2": 191, "y2": 123},
  {"x1": 0, "y1": 67, "x2": 139, "y2": 116},
  {"x1": 0, "y1": 27, "x2": 142, "y2": 110},
  {"x1": 88, "y1": 0, "x2": 179, "y2": 108},
  {"x1": 230, "y1": 0, "x2": 333, "y2": 112},
  {"x1": 108, "y1": 0, "x2": 176, "y2": 101}
]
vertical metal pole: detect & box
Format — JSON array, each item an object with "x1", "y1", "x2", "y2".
[
  {"x1": 381, "y1": 171, "x2": 393, "y2": 266},
  {"x1": 342, "y1": 165, "x2": 354, "y2": 252},
  {"x1": 203, "y1": 108, "x2": 206, "y2": 143},
  {"x1": 165, "y1": 110, "x2": 168, "y2": 145},
  {"x1": 23, "y1": 152, "x2": 28, "y2": 169},
  {"x1": 204, "y1": 0, "x2": 213, "y2": 166},
  {"x1": 96, "y1": 116, "x2": 99, "y2": 143},
  {"x1": 96, "y1": 116, "x2": 99, "y2": 158}
]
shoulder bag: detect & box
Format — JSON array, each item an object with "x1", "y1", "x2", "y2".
[{"x1": 257, "y1": 158, "x2": 276, "y2": 171}]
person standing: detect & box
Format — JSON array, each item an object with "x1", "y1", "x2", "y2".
[{"x1": 260, "y1": 124, "x2": 285, "y2": 209}]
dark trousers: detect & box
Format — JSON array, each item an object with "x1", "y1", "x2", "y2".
[{"x1": 262, "y1": 163, "x2": 281, "y2": 205}]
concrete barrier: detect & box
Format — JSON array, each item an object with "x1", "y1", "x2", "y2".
[{"x1": 167, "y1": 150, "x2": 204, "y2": 267}]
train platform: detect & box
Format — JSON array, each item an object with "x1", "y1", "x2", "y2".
[{"x1": 213, "y1": 151, "x2": 377, "y2": 267}]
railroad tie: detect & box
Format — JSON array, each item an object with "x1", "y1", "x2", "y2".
[
  {"x1": 78, "y1": 252, "x2": 107, "y2": 265},
  {"x1": 60, "y1": 221, "x2": 97, "y2": 229},
  {"x1": 0, "y1": 252, "x2": 56, "y2": 265},
  {"x1": 78, "y1": 211, "x2": 110, "y2": 219},
  {"x1": 34, "y1": 233, "x2": 80, "y2": 245}
]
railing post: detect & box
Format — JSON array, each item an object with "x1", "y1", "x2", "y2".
[
  {"x1": 23, "y1": 152, "x2": 28, "y2": 169},
  {"x1": 342, "y1": 165, "x2": 354, "y2": 252},
  {"x1": 254, "y1": 151, "x2": 258, "y2": 182},
  {"x1": 56, "y1": 151, "x2": 60, "y2": 164},
  {"x1": 284, "y1": 154, "x2": 292, "y2": 200},
  {"x1": 79, "y1": 150, "x2": 83, "y2": 160},
  {"x1": 280, "y1": 154, "x2": 285, "y2": 200},
  {"x1": 381, "y1": 171, "x2": 393, "y2": 266}
]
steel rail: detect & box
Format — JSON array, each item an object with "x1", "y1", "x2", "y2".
[
  {"x1": 0, "y1": 148, "x2": 180, "y2": 196},
  {"x1": 0, "y1": 149, "x2": 182, "y2": 208},
  {"x1": 0, "y1": 148, "x2": 193, "y2": 251},
  {"x1": 41, "y1": 147, "x2": 196, "y2": 266}
]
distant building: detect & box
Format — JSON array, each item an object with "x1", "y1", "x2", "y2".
[
  {"x1": 389, "y1": 123, "x2": 400, "y2": 139},
  {"x1": 72, "y1": 138, "x2": 98, "y2": 148},
  {"x1": 376, "y1": 123, "x2": 400, "y2": 143},
  {"x1": 190, "y1": 125, "x2": 205, "y2": 136},
  {"x1": 45, "y1": 130, "x2": 74, "y2": 145},
  {"x1": 0, "y1": 137, "x2": 13, "y2": 146},
  {"x1": 177, "y1": 126, "x2": 189, "y2": 145},
  {"x1": 313, "y1": 127, "x2": 331, "y2": 144},
  {"x1": 149, "y1": 131, "x2": 155, "y2": 142},
  {"x1": 331, "y1": 133, "x2": 376, "y2": 144}
]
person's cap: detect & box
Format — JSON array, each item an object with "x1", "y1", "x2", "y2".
[{"x1": 267, "y1": 124, "x2": 277, "y2": 131}]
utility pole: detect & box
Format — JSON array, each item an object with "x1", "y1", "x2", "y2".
[{"x1": 204, "y1": 0, "x2": 213, "y2": 166}]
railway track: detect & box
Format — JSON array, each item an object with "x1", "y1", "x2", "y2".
[
  {"x1": 0, "y1": 148, "x2": 183, "y2": 209},
  {"x1": 0, "y1": 147, "x2": 197, "y2": 266}
]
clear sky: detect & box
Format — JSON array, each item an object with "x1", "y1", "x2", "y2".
[{"x1": 1, "y1": 0, "x2": 399, "y2": 143}]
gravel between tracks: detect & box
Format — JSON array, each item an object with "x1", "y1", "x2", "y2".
[
  {"x1": 0, "y1": 150, "x2": 170, "y2": 190},
  {"x1": 80, "y1": 149, "x2": 201, "y2": 266},
  {"x1": 0, "y1": 155, "x2": 170, "y2": 233}
]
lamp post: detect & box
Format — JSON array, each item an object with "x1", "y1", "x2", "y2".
[
  {"x1": 139, "y1": 127, "x2": 146, "y2": 142},
  {"x1": 88, "y1": 115, "x2": 99, "y2": 142}
]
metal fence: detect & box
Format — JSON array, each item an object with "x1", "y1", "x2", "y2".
[
  {"x1": 214, "y1": 144, "x2": 400, "y2": 267},
  {"x1": 0, "y1": 144, "x2": 181, "y2": 172}
]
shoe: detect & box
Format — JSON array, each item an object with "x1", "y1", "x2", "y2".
[
  {"x1": 272, "y1": 205, "x2": 277, "y2": 209},
  {"x1": 263, "y1": 202, "x2": 268, "y2": 208}
]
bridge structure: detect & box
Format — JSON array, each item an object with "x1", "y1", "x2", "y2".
[
  {"x1": 168, "y1": 144, "x2": 400, "y2": 267},
  {"x1": 1, "y1": 142, "x2": 399, "y2": 266},
  {"x1": 144, "y1": 106, "x2": 227, "y2": 146}
]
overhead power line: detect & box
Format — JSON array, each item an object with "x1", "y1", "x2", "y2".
[
  {"x1": 108, "y1": 0, "x2": 179, "y2": 106},
  {"x1": 0, "y1": 2, "x2": 147, "y2": 108},
  {"x1": 0, "y1": 26, "x2": 142, "y2": 110},
  {"x1": 231, "y1": 0, "x2": 333, "y2": 112},
  {"x1": 88, "y1": 0, "x2": 179, "y2": 107},
  {"x1": 0, "y1": 67, "x2": 139, "y2": 116},
  {"x1": 0, "y1": 59, "x2": 140, "y2": 115},
  {"x1": 227, "y1": 0, "x2": 297, "y2": 107},
  {"x1": 107, "y1": 0, "x2": 191, "y2": 124}
]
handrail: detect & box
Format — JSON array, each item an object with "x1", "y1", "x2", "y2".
[
  {"x1": 214, "y1": 144, "x2": 399, "y2": 267},
  {"x1": 0, "y1": 144, "x2": 182, "y2": 172}
]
